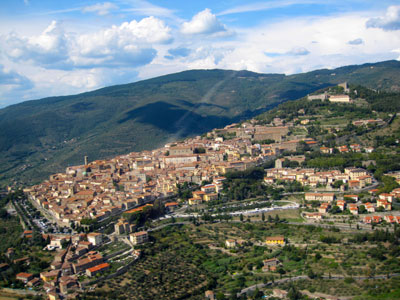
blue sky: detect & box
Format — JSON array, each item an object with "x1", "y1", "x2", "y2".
[{"x1": 0, "y1": 0, "x2": 400, "y2": 107}]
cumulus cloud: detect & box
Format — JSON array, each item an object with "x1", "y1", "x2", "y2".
[
  {"x1": 3, "y1": 17, "x2": 172, "y2": 70},
  {"x1": 348, "y1": 38, "x2": 364, "y2": 45},
  {"x1": 0, "y1": 65, "x2": 34, "y2": 108},
  {"x1": 181, "y1": 9, "x2": 227, "y2": 35},
  {"x1": 5, "y1": 21, "x2": 69, "y2": 67},
  {"x1": 74, "y1": 17, "x2": 172, "y2": 68},
  {"x1": 366, "y1": 5, "x2": 400, "y2": 31},
  {"x1": 82, "y1": 2, "x2": 118, "y2": 16},
  {"x1": 0, "y1": 65, "x2": 33, "y2": 90}
]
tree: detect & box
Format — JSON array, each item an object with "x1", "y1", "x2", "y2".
[
  {"x1": 240, "y1": 214, "x2": 244, "y2": 222},
  {"x1": 261, "y1": 212, "x2": 265, "y2": 222},
  {"x1": 332, "y1": 180, "x2": 343, "y2": 189},
  {"x1": 216, "y1": 292, "x2": 226, "y2": 300},
  {"x1": 274, "y1": 214, "x2": 280, "y2": 223},
  {"x1": 287, "y1": 285, "x2": 302, "y2": 300},
  {"x1": 358, "y1": 205, "x2": 367, "y2": 214}
]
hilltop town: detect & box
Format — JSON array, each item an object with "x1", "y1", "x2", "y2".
[{"x1": 1, "y1": 83, "x2": 400, "y2": 300}]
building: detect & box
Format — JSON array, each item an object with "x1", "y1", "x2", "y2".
[
  {"x1": 87, "y1": 233, "x2": 103, "y2": 246},
  {"x1": 336, "y1": 200, "x2": 346, "y2": 211},
  {"x1": 86, "y1": 263, "x2": 110, "y2": 277},
  {"x1": 16, "y1": 272, "x2": 34, "y2": 284},
  {"x1": 265, "y1": 236, "x2": 285, "y2": 246},
  {"x1": 305, "y1": 193, "x2": 335, "y2": 202},
  {"x1": 40, "y1": 270, "x2": 60, "y2": 282},
  {"x1": 262, "y1": 258, "x2": 281, "y2": 272},
  {"x1": 329, "y1": 95, "x2": 351, "y2": 103},
  {"x1": 205, "y1": 290, "x2": 215, "y2": 300},
  {"x1": 225, "y1": 239, "x2": 236, "y2": 248},
  {"x1": 165, "y1": 202, "x2": 179, "y2": 212},
  {"x1": 169, "y1": 146, "x2": 193, "y2": 156},
  {"x1": 273, "y1": 289, "x2": 288, "y2": 299},
  {"x1": 303, "y1": 212, "x2": 323, "y2": 220},
  {"x1": 130, "y1": 231, "x2": 149, "y2": 245},
  {"x1": 377, "y1": 199, "x2": 392, "y2": 210}
]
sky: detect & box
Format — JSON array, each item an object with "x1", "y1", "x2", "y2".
[{"x1": 0, "y1": 0, "x2": 400, "y2": 108}]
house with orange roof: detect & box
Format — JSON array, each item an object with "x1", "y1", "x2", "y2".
[
  {"x1": 379, "y1": 193, "x2": 394, "y2": 203},
  {"x1": 86, "y1": 262, "x2": 110, "y2": 277},
  {"x1": 369, "y1": 189, "x2": 379, "y2": 195},
  {"x1": 373, "y1": 216, "x2": 382, "y2": 224},
  {"x1": 348, "y1": 180, "x2": 360, "y2": 189},
  {"x1": 320, "y1": 147, "x2": 333, "y2": 154},
  {"x1": 130, "y1": 231, "x2": 148, "y2": 245},
  {"x1": 318, "y1": 203, "x2": 330, "y2": 214},
  {"x1": 348, "y1": 204, "x2": 358, "y2": 215},
  {"x1": 188, "y1": 197, "x2": 202, "y2": 205},
  {"x1": 364, "y1": 216, "x2": 372, "y2": 224},
  {"x1": 16, "y1": 272, "x2": 34, "y2": 284},
  {"x1": 365, "y1": 202, "x2": 375, "y2": 213},
  {"x1": 377, "y1": 199, "x2": 392, "y2": 210},
  {"x1": 165, "y1": 202, "x2": 179, "y2": 212},
  {"x1": 336, "y1": 200, "x2": 346, "y2": 211},
  {"x1": 384, "y1": 215, "x2": 395, "y2": 223}
]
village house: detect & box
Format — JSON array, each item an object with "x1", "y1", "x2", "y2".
[
  {"x1": 336, "y1": 200, "x2": 346, "y2": 211},
  {"x1": 348, "y1": 204, "x2": 358, "y2": 215},
  {"x1": 365, "y1": 202, "x2": 375, "y2": 213},
  {"x1": 165, "y1": 202, "x2": 179, "y2": 212},
  {"x1": 303, "y1": 212, "x2": 323, "y2": 220},
  {"x1": 318, "y1": 203, "x2": 330, "y2": 214},
  {"x1": 130, "y1": 231, "x2": 149, "y2": 245},
  {"x1": 377, "y1": 199, "x2": 392, "y2": 210},
  {"x1": 225, "y1": 239, "x2": 236, "y2": 248},
  {"x1": 16, "y1": 272, "x2": 34, "y2": 284},
  {"x1": 265, "y1": 236, "x2": 285, "y2": 246},
  {"x1": 379, "y1": 193, "x2": 394, "y2": 203},
  {"x1": 262, "y1": 258, "x2": 281, "y2": 272},
  {"x1": 87, "y1": 233, "x2": 103, "y2": 246},
  {"x1": 305, "y1": 193, "x2": 335, "y2": 202},
  {"x1": 86, "y1": 262, "x2": 110, "y2": 277},
  {"x1": 329, "y1": 94, "x2": 351, "y2": 103}
]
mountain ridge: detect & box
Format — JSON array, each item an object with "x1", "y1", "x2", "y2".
[{"x1": 1, "y1": 60, "x2": 400, "y2": 187}]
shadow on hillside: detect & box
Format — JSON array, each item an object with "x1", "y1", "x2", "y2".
[
  {"x1": 175, "y1": 99, "x2": 227, "y2": 110},
  {"x1": 118, "y1": 101, "x2": 234, "y2": 136}
]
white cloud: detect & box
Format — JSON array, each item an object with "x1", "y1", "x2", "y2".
[
  {"x1": 3, "y1": 17, "x2": 172, "y2": 70},
  {"x1": 139, "y1": 12, "x2": 400, "y2": 79},
  {"x1": 0, "y1": 65, "x2": 33, "y2": 89},
  {"x1": 0, "y1": 65, "x2": 34, "y2": 108},
  {"x1": 82, "y1": 2, "x2": 118, "y2": 16},
  {"x1": 181, "y1": 9, "x2": 227, "y2": 35},
  {"x1": 366, "y1": 5, "x2": 400, "y2": 31},
  {"x1": 5, "y1": 21, "x2": 69, "y2": 67}
]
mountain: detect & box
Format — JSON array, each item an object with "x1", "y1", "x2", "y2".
[{"x1": 1, "y1": 60, "x2": 400, "y2": 187}]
